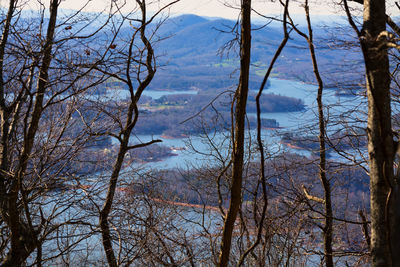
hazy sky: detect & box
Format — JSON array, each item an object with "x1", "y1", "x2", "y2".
[
  {"x1": 52, "y1": 0, "x2": 353, "y2": 19},
  {"x1": 8, "y1": 0, "x2": 399, "y2": 20},
  {"x1": 155, "y1": 0, "x2": 344, "y2": 18}
]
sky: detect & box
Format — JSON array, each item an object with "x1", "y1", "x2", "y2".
[
  {"x1": 153, "y1": 0, "x2": 344, "y2": 18},
  {"x1": 5, "y1": 0, "x2": 399, "y2": 21},
  {"x1": 15, "y1": 0, "x2": 354, "y2": 18}
]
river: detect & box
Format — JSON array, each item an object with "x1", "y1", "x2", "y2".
[{"x1": 129, "y1": 78, "x2": 366, "y2": 169}]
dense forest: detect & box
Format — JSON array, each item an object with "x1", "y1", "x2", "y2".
[{"x1": 0, "y1": 0, "x2": 399, "y2": 266}]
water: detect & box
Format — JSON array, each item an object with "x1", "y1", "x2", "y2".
[
  {"x1": 39, "y1": 78, "x2": 368, "y2": 264},
  {"x1": 143, "y1": 89, "x2": 198, "y2": 99},
  {"x1": 131, "y1": 132, "x2": 232, "y2": 169},
  {"x1": 118, "y1": 78, "x2": 367, "y2": 169},
  {"x1": 106, "y1": 88, "x2": 198, "y2": 100},
  {"x1": 251, "y1": 78, "x2": 365, "y2": 130}
]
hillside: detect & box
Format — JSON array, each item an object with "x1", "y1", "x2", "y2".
[{"x1": 142, "y1": 14, "x2": 364, "y2": 92}]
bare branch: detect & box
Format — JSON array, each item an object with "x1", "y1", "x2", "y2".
[{"x1": 302, "y1": 185, "x2": 325, "y2": 204}]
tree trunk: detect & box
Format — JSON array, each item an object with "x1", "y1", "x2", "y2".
[
  {"x1": 98, "y1": 2, "x2": 157, "y2": 266},
  {"x1": 217, "y1": 1, "x2": 251, "y2": 266},
  {"x1": 0, "y1": 0, "x2": 16, "y2": 225},
  {"x1": 362, "y1": 0, "x2": 399, "y2": 266},
  {"x1": 1, "y1": 1, "x2": 59, "y2": 265},
  {"x1": 304, "y1": 3, "x2": 333, "y2": 266}
]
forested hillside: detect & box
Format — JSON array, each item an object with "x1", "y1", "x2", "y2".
[{"x1": 147, "y1": 14, "x2": 364, "y2": 91}]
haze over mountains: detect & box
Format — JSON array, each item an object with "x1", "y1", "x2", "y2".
[
  {"x1": 22, "y1": 10, "x2": 364, "y2": 91},
  {"x1": 144, "y1": 14, "x2": 364, "y2": 92}
]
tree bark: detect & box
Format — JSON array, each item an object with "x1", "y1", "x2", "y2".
[
  {"x1": 362, "y1": 0, "x2": 398, "y2": 266},
  {"x1": 0, "y1": 0, "x2": 16, "y2": 220},
  {"x1": 236, "y1": 1, "x2": 290, "y2": 264},
  {"x1": 217, "y1": 0, "x2": 251, "y2": 266}
]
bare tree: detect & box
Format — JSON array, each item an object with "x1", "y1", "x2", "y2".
[
  {"x1": 218, "y1": 0, "x2": 251, "y2": 266},
  {"x1": 89, "y1": 1, "x2": 179, "y2": 266},
  {"x1": 0, "y1": 1, "x2": 62, "y2": 264},
  {"x1": 344, "y1": 0, "x2": 400, "y2": 265},
  {"x1": 0, "y1": 0, "x2": 118, "y2": 265},
  {"x1": 286, "y1": 1, "x2": 334, "y2": 265}
]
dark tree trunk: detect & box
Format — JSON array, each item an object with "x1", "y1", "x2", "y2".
[
  {"x1": 362, "y1": 0, "x2": 399, "y2": 266},
  {"x1": 98, "y1": 2, "x2": 157, "y2": 266},
  {"x1": 217, "y1": 0, "x2": 251, "y2": 266},
  {"x1": 1, "y1": 1, "x2": 59, "y2": 266}
]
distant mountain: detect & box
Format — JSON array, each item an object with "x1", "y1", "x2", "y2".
[
  {"x1": 160, "y1": 14, "x2": 209, "y2": 33},
  {"x1": 23, "y1": 9, "x2": 364, "y2": 91},
  {"x1": 142, "y1": 14, "x2": 363, "y2": 91},
  {"x1": 155, "y1": 14, "x2": 285, "y2": 63}
]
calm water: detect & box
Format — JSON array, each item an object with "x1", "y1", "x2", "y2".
[
  {"x1": 107, "y1": 88, "x2": 198, "y2": 100},
  {"x1": 130, "y1": 78, "x2": 366, "y2": 169}
]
